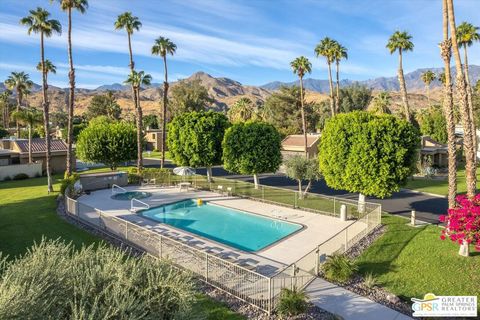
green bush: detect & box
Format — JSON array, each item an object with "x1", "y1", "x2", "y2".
[
  {"x1": 276, "y1": 288, "x2": 309, "y2": 317},
  {"x1": 0, "y1": 127, "x2": 8, "y2": 138},
  {"x1": 363, "y1": 272, "x2": 378, "y2": 289},
  {"x1": 12, "y1": 173, "x2": 29, "y2": 180},
  {"x1": 128, "y1": 168, "x2": 172, "y2": 185},
  {"x1": 321, "y1": 254, "x2": 358, "y2": 284},
  {"x1": 127, "y1": 167, "x2": 142, "y2": 185},
  {"x1": 60, "y1": 173, "x2": 80, "y2": 196},
  {"x1": 0, "y1": 239, "x2": 197, "y2": 319},
  {"x1": 2, "y1": 176, "x2": 11, "y2": 181}
]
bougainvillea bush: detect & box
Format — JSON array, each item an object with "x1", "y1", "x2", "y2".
[{"x1": 440, "y1": 194, "x2": 480, "y2": 251}]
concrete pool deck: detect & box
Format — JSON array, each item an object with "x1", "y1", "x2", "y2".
[{"x1": 77, "y1": 186, "x2": 366, "y2": 276}]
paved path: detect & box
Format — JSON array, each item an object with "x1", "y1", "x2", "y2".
[
  {"x1": 144, "y1": 159, "x2": 447, "y2": 224},
  {"x1": 306, "y1": 278, "x2": 412, "y2": 320}
]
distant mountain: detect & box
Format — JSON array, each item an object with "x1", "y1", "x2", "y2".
[{"x1": 261, "y1": 65, "x2": 480, "y2": 92}]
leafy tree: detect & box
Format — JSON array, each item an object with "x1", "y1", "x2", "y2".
[
  {"x1": 386, "y1": 30, "x2": 414, "y2": 122},
  {"x1": 370, "y1": 92, "x2": 392, "y2": 115},
  {"x1": 12, "y1": 108, "x2": 43, "y2": 163},
  {"x1": 60, "y1": 123, "x2": 86, "y2": 143},
  {"x1": 76, "y1": 118, "x2": 137, "y2": 170},
  {"x1": 4, "y1": 72, "x2": 33, "y2": 136},
  {"x1": 315, "y1": 37, "x2": 337, "y2": 116},
  {"x1": 337, "y1": 84, "x2": 372, "y2": 113},
  {"x1": 170, "y1": 79, "x2": 213, "y2": 116},
  {"x1": 223, "y1": 121, "x2": 282, "y2": 189},
  {"x1": 416, "y1": 105, "x2": 447, "y2": 143},
  {"x1": 152, "y1": 36, "x2": 177, "y2": 169},
  {"x1": 227, "y1": 97, "x2": 257, "y2": 123},
  {"x1": 50, "y1": 110, "x2": 68, "y2": 128},
  {"x1": 21, "y1": 7, "x2": 62, "y2": 193},
  {"x1": 0, "y1": 127, "x2": 9, "y2": 138},
  {"x1": 167, "y1": 111, "x2": 229, "y2": 181},
  {"x1": 421, "y1": 70, "x2": 436, "y2": 105},
  {"x1": 291, "y1": 56, "x2": 312, "y2": 156},
  {"x1": 284, "y1": 155, "x2": 321, "y2": 199},
  {"x1": 319, "y1": 111, "x2": 419, "y2": 200},
  {"x1": 262, "y1": 86, "x2": 319, "y2": 136},
  {"x1": 143, "y1": 114, "x2": 159, "y2": 129},
  {"x1": 0, "y1": 239, "x2": 196, "y2": 319},
  {"x1": 85, "y1": 91, "x2": 121, "y2": 121}
]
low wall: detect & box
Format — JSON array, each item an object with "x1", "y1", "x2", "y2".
[{"x1": 0, "y1": 162, "x2": 42, "y2": 181}]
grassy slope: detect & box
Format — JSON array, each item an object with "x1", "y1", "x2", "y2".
[
  {"x1": 356, "y1": 214, "x2": 480, "y2": 302},
  {"x1": 0, "y1": 176, "x2": 243, "y2": 319}
]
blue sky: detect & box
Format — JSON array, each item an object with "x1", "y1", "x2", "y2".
[{"x1": 0, "y1": 0, "x2": 479, "y2": 89}]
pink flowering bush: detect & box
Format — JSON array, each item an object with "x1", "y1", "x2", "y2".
[{"x1": 439, "y1": 194, "x2": 480, "y2": 251}]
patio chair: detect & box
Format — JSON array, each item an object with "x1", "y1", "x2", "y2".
[
  {"x1": 226, "y1": 187, "x2": 233, "y2": 196},
  {"x1": 217, "y1": 185, "x2": 224, "y2": 195}
]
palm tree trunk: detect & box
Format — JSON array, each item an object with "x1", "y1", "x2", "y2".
[
  {"x1": 299, "y1": 75, "x2": 308, "y2": 157},
  {"x1": 128, "y1": 33, "x2": 134, "y2": 71},
  {"x1": 28, "y1": 124, "x2": 32, "y2": 164},
  {"x1": 440, "y1": 0, "x2": 457, "y2": 208},
  {"x1": 327, "y1": 62, "x2": 335, "y2": 116},
  {"x1": 15, "y1": 91, "x2": 21, "y2": 137},
  {"x1": 464, "y1": 46, "x2": 477, "y2": 166},
  {"x1": 335, "y1": 60, "x2": 340, "y2": 113},
  {"x1": 66, "y1": 7, "x2": 75, "y2": 176},
  {"x1": 397, "y1": 50, "x2": 411, "y2": 122},
  {"x1": 132, "y1": 86, "x2": 142, "y2": 171},
  {"x1": 426, "y1": 84, "x2": 431, "y2": 106},
  {"x1": 447, "y1": 0, "x2": 476, "y2": 198},
  {"x1": 161, "y1": 56, "x2": 169, "y2": 169},
  {"x1": 40, "y1": 32, "x2": 53, "y2": 192}
]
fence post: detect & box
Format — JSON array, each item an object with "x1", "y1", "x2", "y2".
[
  {"x1": 268, "y1": 277, "x2": 272, "y2": 315},
  {"x1": 205, "y1": 253, "x2": 209, "y2": 283},
  {"x1": 125, "y1": 222, "x2": 128, "y2": 240}
]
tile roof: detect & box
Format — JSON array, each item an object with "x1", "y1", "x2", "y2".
[
  {"x1": 14, "y1": 138, "x2": 68, "y2": 153},
  {"x1": 282, "y1": 135, "x2": 320, "y2": 148}
]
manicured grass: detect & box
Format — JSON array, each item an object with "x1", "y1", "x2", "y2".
[
  {"x1": 404, "y1": 167, "x2": 480, "y2": 196},
  {"x1": 356, "y1": 214, "x2": 480, "y2": 303},
  {"x1": 0, "y1": 176, "x2": 99, "y2": 258},
  {"x1": 142, "y1": 150, "x2": 171, "y2": 160},
  {"x1": 0, "y1": 175, "x2": 243, "y2": 319}
]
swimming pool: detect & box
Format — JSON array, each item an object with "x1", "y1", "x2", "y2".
[{"x1": 139, "y1": 199, "x2": 302, "y2": 252}]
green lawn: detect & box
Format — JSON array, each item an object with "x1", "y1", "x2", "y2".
[
  {"x1": 0, "y1": 176, "x2": 243, "y2": 319},
  {"x1": 356, "y1": 214, "x2": 480, "y2": 303},
  {"x1": 404, "y1": 167, "x2": 480, "y2": 196},
  {"x1": 142, "y1": 150, "x2": 171, "y2": 160}
]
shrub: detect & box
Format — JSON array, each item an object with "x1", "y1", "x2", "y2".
[
  {"x1": 321, "y1": 254, "x2": 358, "y2": 284},
  {"x1": 363, "y1": 272, "x2": 379, "y2": 288},
  {"x1": 276, "y1": 288, "x2": 309, "y2": 318},
  {"x1": 0, "y1": 239, "x2": 197, "y2": 319},
  {"x1": 12, "y1": 173, "x2": 29, "y2": 180},
  {"x1": 127, "y1": 167, "x2": 142, "y2": 185},
  {"x1": 60, "y1": 173, "x2": 80, "y2": 196},
  {"x1": 2, "y1": 176, "x2": 11, "y2": 181}
]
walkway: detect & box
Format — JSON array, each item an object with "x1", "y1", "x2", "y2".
[{"x1": 306, "y1": 278, "x2": 412, "y2": 320}]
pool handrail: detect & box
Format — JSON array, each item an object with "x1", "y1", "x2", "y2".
[
  {"x1": 131, "y1": 198, "x2": 150, "y2": 212},
  {"x1": 112, "y1": 184, "x2": 127, "y2": 195}
]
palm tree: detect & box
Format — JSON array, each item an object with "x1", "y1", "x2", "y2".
[
  {"x1": 21, "y1": 7, "x2": 62, "y2": 193},
  {"x1": 370, "y1": 92, "x2": 391, "y2": 114},
  {"x1": 447, "y1": 0, "x2": 476, "y2": 198},
  {"x1": 420, "y1": 70, "x2": 436, "y2": 105},
  {"x1": 438, "y1": 72, "x2": 446, "y2": 85},
  {"x1": 4, "y1": 72, "x2": 33, "y2": 136},
  {"x1": 386, "y1": 31, "x2": 414, "y2": 122},
  {"x1": 290, "y1": 56, "x2": 312, "y2": 157},
  {"x1": 124, "y1": 70, "x2": 152, "y2": 171},
  {"x1": 0, "y1": 90, "x2": 12, "y2": 128},
  {"x1": 315, "y1": 37, "x2": 337, "y2": 116},
  {"x1": 114, "y1": 12, "x2": 141, "y2": 72},
  {"x1": 11, "y1": 108, "x2": 43, "y2": 163},
  {"x1": 36, "y1": 59, "x2": 56, "y2": 84},
  {"x1": 53, "y1": 0, "x2": 88, "y2": 176},
  {"x1": 227, "y1": 97, "x2": 255, "y2": 122},
  {"x1": 332, "y1": 42, "x2": 348, "y2": 112},
  {"x1": 151, "y1": 36, "x2": 176, "y2": 169}
]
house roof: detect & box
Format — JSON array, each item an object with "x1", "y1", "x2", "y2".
[
  {"x1": 282, "y1": 135, "x2": 320, "y2": 149},
  {"x1": 14, "y1": 138, "x2": 68, "y2": 153}
]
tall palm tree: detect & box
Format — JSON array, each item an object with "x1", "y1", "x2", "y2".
[
  {"x1": 21, "y1": 7, "x2": 62, "y2": 193},
  {"x1": 4, "y1": 72, "x2": 33, "y2": 136},
  {"x1": 227, "y1": 97, "x2": 255, "y2": 123},
  {"x1": 114, "y1": 12, "x2": 141, "y2": 72},
  {"x1": 11, "y1": 108, "x2": 43, "y2": 163},
  {"x1": 52, "y1": 0, "x2": 88, "y2": 176},
  {"x1": 438, "y1": 72, "x2": 446, "y2": 85},
  {"x1": 151, "y1": 36, "x2": 176, "y2": 169},
  {"x1": 290, "y1": 56, "x2": 312, "y2": 157},
  {"x1": 447, "y1": 0, "x2": 476, "y2": 198},
  {"x1": 386, "y1": 31, "x2": 414, "y2": 122},
  {"x1": 370, "y1": 92, "x2": 392, "y2": 114},
  {"x1": 332, "y1": 42, "x2": 348, "y2": 112},
  {"x1": 36, "y1": 59, "x2": 56, "y2": 84},
  {"x1": 0, "y1": 90, "x2": 12, "y2": 128},
  {"x1": 315, "y1": 37, "x2": 337, "y2": 116},
  {"x1": 457, "y1": 21, "x2": 480, "y2": 165},
  {"x1": 420, "y1": 70, "x2": 436, "y2": 105},
  {"x1": 124, "y1": 70, "x2": 152, "y2": 171}
]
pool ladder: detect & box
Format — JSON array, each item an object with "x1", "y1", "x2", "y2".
[
  {"x1": 112, "y1": 184, "x2": 127, "y2": 195},
  {"x1": 131, "y1": 198, "x2": 150, "y2": 213}
]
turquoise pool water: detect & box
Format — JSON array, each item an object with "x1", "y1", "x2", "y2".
[{"x1": 140, "y1": 199, "x2": 302, "y2": 252}]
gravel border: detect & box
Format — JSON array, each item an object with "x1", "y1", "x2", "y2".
[{"x1": 56, "y1": 195, "x2": 336, "y2": 319}]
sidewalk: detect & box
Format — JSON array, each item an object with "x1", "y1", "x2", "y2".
[{"x1": 305, "y1": 278, "x2": 412, "y2": 320}]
